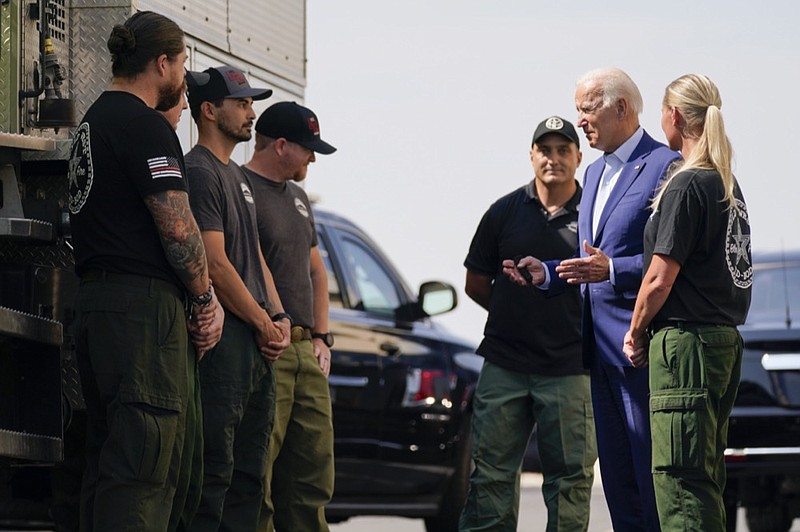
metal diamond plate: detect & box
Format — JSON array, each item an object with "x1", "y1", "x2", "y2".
[
  {"x1": 0, "y1": 1, "x2": 20, "y2": 133},
  {"x1": 70, "y1": 3, "x2": 133, "y2": 124}
]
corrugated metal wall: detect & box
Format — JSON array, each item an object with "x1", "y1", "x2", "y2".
[{"x1": 139, "y1": 0, "x2": 306, "y2": 96}]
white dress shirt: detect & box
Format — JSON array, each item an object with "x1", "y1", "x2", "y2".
[{"x1": 591, "y1": 127, "x2": 644, "y2": 240}]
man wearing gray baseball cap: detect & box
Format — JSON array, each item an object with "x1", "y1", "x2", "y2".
[{"x1": 184, "y1": 65, "x2": 290, "y2": 531}]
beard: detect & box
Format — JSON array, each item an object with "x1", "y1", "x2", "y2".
[
  {"x1": 155, "y1": 79, "x2": 184, "y2": 112},
  {"x1": 217, "y1": 112, "x2": 252, "y2": 143},
  {"x1": 292, "y1": 166, "x2": 308, "y2": 183}
]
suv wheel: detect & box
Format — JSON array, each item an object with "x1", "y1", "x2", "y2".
[
  {"x1": 745, "y1": 502, "x2": 792, "y2": 532},
  {"x1": 424, "y1": 413, "x2": 473, "y2": 532}
]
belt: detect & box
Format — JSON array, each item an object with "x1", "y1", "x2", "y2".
[
  {"x1": 81, "y1": 270, "x2": 183, "y2": 299},
  {"x1": 647, "y1": 320, "x2": 728, "y2": 337},
  {"x1": 290, "y1": 326, "x2": 312, "y2": 343}
]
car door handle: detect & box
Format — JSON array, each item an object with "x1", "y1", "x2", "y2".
[{"x1": 380, "y1": 341, "x2": 400, "y2": 356}]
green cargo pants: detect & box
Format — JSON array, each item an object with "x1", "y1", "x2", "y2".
[
  {"x1": 75, "y1": 272, "x2": 193, "y2": 532},
  {"x1": 460, "y1": 360, "x2": 596, "y2": 532},
  {"x1": 193, "y1": 312, "x2": 276, "y2": 532},
  {"x1": 259, "y1": 339, "x2": 334, "y2": 532},
  {"x1": 649, "y1": 323, "x2": 743, "y2": 532},
  {"x1": 168, "y1": 345, "x2": 203, "y2": 532}
]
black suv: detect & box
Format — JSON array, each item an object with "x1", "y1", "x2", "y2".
[
  {"x1": 724, "y1": 250, "x2": 800, "y2": 532},
  {"x1": 314, "y1": 209, "x2": 480, "y2": 532}
]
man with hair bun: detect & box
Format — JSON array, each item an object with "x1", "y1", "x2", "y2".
[{"x1": 68, "y1": 10, "x2": 222, "y2": 532}]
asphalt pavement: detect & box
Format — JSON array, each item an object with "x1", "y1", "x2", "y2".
[{"x1": 329, "y1": 464, "x2": 800, "y2": 531}]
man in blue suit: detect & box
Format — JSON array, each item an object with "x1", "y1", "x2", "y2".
[{"x1": 504, "y1": 68, "x2": 680, "y2": 531}]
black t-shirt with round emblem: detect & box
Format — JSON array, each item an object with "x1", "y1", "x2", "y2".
[
  {"x1": 644, "y1": 168, "x2": 752, "y2": 325},
  {"x1": 68, "y1": 91, "x2": 188, "y2": 287}
]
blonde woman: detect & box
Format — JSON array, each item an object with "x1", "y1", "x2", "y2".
[{"x1": 623, "y1": 74, "x2": 752, "y2": 530}]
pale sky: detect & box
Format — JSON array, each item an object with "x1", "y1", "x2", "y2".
[{"x1": 303, "y1": 0, "x2": 800, "y2": 345}]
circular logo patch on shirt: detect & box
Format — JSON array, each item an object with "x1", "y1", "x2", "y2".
[
  {"x1": 68, "y1": 122, "x2": 94, "y2": 214},
  {"x1": 295, "y1": 197, "x2": 309, "y2": 218},
  {"x1": 725, "y1": 198, "x2": 752, "y2": 289},
  {"x1": 240, "y1": 182, "x2": 254, "y2": 204}
]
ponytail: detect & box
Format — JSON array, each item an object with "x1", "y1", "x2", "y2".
[{"x1": 652, "y1": 74, "x2": 735, "y2": 211}]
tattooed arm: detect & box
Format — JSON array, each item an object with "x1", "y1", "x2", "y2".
[
  {"x1": 145, "y1": 189, "x2": 223, "y2": 358},
  {"x1": 144, "y1": 189, "x2": 209, "y2": 295}
]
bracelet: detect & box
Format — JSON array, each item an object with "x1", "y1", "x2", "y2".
[
  {"x1": 270, "y1": 312, "x2": 293, "y2": 326},
  {"x1": 189, "y1": 286, "x2": 213, "y2": 307}
]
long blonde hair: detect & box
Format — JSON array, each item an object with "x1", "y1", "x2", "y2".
[{"x1": 653, "y1": 74, "x2": 735, "y2": 211}]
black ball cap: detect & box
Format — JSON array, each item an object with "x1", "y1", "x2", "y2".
[
  {"x1": 531, "y1": 116, "x2": 580, "y2": 148},
  {"x1": 255, "y1": 101, "x2": 336, "y2": 155}
]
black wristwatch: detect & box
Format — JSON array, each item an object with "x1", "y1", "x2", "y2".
[
  {"x1": 189, "y1": 286, "x2": 213, "y2": 307},
  {"x1": 312, "y1": 332, "x2": 334, "y2": 348},
  {"x1": 271, "y1": 312, "x2": 293, "y2": 326}
]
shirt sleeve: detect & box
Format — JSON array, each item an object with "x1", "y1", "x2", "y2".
[
  {"x1": 185, "y1": 164, "x2": 226, "y2": 232},
  {"x1": 464, "y1": 207, "x2": 499, "y2": 277},
  {"x1": 300, "y1": 188, "x2": 318, "y2": 248},
  {"x1": 652, "y1": 174, "x2": 704, "y2": 266},
  {"x1": 119, "y1": 113, "x2": 187, "y2": 197}
]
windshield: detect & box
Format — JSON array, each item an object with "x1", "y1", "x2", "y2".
[{"x1": 744, "y1": 260, "x2": 800, "y2": 329}]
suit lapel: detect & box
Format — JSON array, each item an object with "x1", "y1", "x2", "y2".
[
  {"x1": 593, "y1": 133, "x2": 656, "y2": 243},
  {"x1": 580, "y1": 161, "x2": 604, "y2": 251}
]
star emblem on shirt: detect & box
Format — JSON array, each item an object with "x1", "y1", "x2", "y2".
[{"x1": 731, "y1": 220, "x2": 751, "y2": 267}]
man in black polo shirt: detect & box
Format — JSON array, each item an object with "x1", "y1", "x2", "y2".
[{"x1": 460, "y1": 117, "x2": 597, "y2": 531}]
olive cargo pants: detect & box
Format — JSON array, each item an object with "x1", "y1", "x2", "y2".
[
  {"x1": 649, "y1": 324, "x2": 743, "y2": 532},
  {"x1": 75, "y1": 273, "x2": 197, "y2": 532},
  {"x1": 259, "y1": 340, "x2": 334, "y2": 532},
  {"x1": 193, "y1": 312, "x2": 276, "y2": 531},
  {"x1": 460, "y1": 360, "x2": 596, "y2": 532}
]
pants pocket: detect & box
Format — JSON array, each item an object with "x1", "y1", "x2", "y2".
[
  {"x1": 108, "y1": 401, "x2": 180, "y2": 485},
  {"x1": 650, "y1": 388, "x2": 707, "y2": 471}
]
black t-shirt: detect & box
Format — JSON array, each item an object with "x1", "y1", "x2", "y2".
[
  {"x1": 245, "y1": 167, "x2": 318, "y2": 327},
  {"x1": 644, "y1": 168, "x2": 752, "y2": 325},
  {"x1": 464, "y1": 181, "x2": 585, "y2": 376},
  {"x1": 185, "y1": 146, "x2": 269, "y2": 309},
  {"x1": 68, "y1": 91, "x2": 188, "y2": 286}
]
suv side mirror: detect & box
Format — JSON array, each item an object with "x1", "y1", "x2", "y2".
[
  {"x1": 395, "y1": 281, "x2": 457, "y2": 323},
  {"x1": 419, "y1": 281, "x2": 457, "y2": 316}
]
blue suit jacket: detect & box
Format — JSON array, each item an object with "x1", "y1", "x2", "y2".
[{"x1": 548, "y1": 130, "x2": 680, "y2": 367}]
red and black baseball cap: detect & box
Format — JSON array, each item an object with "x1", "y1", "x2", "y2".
[
  {"x1": 185, "y1": 65, "x2": 272, "y2": 107},
  {"x1": 255, "y1": 101, "x2": 336, "y2": 155}
]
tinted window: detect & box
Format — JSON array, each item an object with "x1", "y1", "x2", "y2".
[
  {"x1": 316, "y1": 232, "x2": 343, "y2": 308},
  {"x1": 339, "y1": 236, "x2": 401, "y2": 315},
  {"x1": 745, "y1": 263, "x2": 800, "y2": 328}
]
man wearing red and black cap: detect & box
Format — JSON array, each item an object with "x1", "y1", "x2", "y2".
[
  {"x1": 243, "y1": 101, "x2": 337, "y2": 532},
  {"x1": 184, "y1": 65, "x2": 291, "y2": 531},
  {"x1": 460, "y1": 117, "x2": 597, "y2": 531}
]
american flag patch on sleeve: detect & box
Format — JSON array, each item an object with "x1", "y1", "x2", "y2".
[{"x1": 147, "y1": 156, "x2": 183, "y2": 179}]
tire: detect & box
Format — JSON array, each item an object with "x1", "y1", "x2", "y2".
[
  {"x1": 745, "y1": 502, "x2": 792, "y2": 532},
  {"x1": 424, "y1": 413, "x2": 473, "y2": 532}
]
